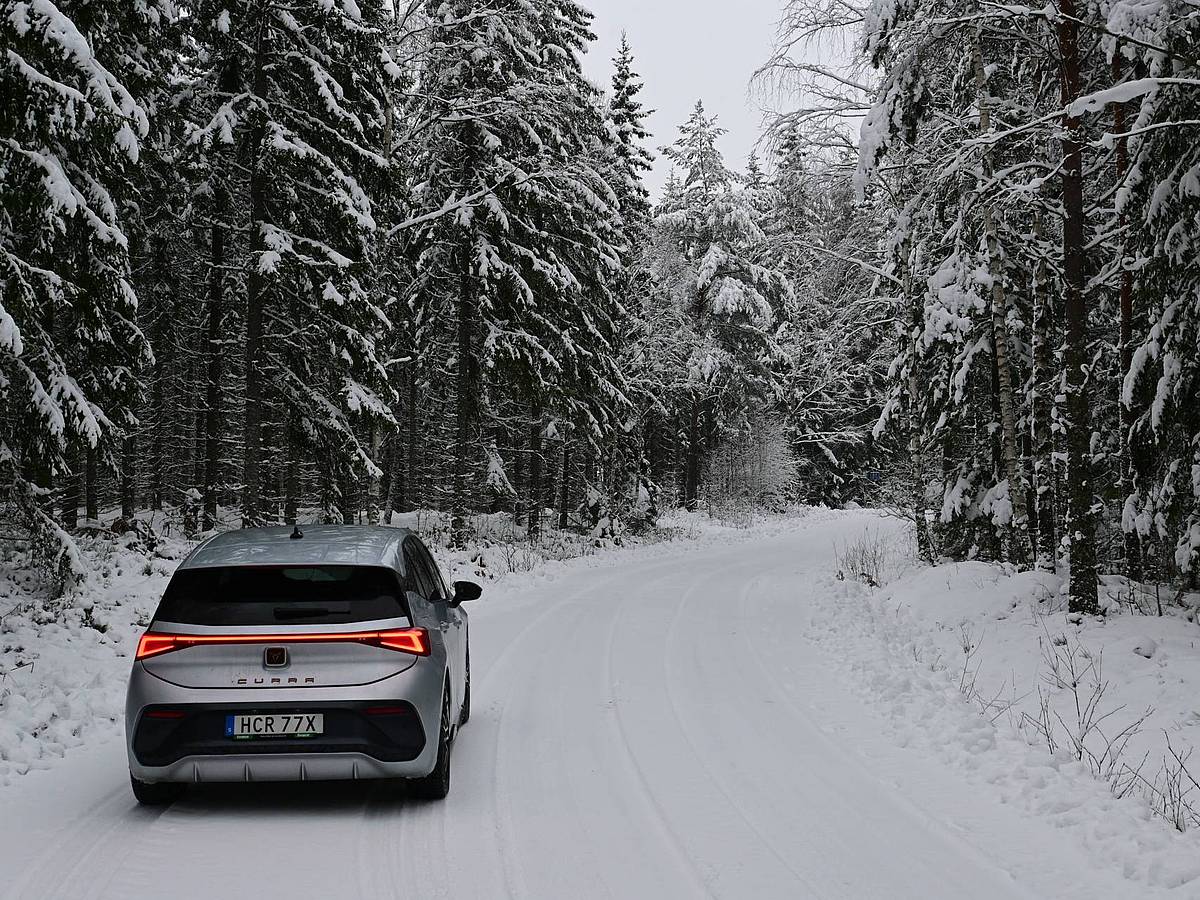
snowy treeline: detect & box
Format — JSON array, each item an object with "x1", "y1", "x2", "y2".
[
  {"x1": 2, "y1": 1, "x2": 889, "y2": 592},
  {"x1": 762, "y1": 0, "x2": 1200, "y2": 611}
]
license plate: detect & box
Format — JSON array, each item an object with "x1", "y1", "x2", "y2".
[{"x1": 225, "y1": 713, "x2": 323, "y2": 739}]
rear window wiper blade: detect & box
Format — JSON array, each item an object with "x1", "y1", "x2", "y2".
[{"x1": 273, "y1": 606, "x2": 333, "y2": 620}]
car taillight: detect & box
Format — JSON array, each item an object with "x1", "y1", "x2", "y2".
[
  {"x1": 136, "y1": 633, "x2": 181, "y2": 660},
  {"x1": 365, "y1": 705, "x2": 412, "y2": 716},
  {"x1": 134, "y1": 627, "x2": 432, "y2": 659},
  {"x1": 144, "y1": 708, "x2": 187, "y2": 719},
  {"x1": 377, "y1": 629, "x2": 430, "y2": 655}
]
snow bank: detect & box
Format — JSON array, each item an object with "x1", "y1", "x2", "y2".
[
  {"x1": 792, "y1": 551, "x2": 1200, "y2": 892},
  {"x1": 880, "y1": 561, "x2": 1200, "y2": 807},
  {"x1": 0, "y1": 527, "x2": 189, "y2": 783}
]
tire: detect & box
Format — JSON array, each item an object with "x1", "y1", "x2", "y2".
[
  {"x1": 408, "y1": 687, "x2": 452, "y2": 800},
  {"x1": 458, "y1": 647, "x2": 471, "y2": 727},
  {"x1": 130, "y1": 773, "x2": 184, "y2": 806}
]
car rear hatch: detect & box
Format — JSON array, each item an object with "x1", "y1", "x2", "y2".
[{"x1": 138, "y1": 564, "x2": 423, "y2": 689}]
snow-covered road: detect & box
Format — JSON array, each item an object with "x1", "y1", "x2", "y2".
[{"x1": 0, "y1": 514, "x2": 1174, "y2": 899}]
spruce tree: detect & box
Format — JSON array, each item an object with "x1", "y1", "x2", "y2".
[
  {"x1": 1, "y1": 0, "x2": 174, "y2": 585},
  {"x1": 657, "y1": 102, "x2": 791, "y2": 507},
  {"x1": 186, "y1": 0, "x2": 398, "y2": 526},
  {"x1": 607, "y1": 34, "x2": 654, "y2": 229},
  {"x1": 406, "y1": 0, "x2": 629, "y2": 542}
]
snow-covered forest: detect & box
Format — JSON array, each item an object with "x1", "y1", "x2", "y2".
[
  {"x1": 3, "y1": 0, "x2": 1200, "y2": 624},
  {"x1": 760, "y1": 0, "x2": 1200, "y2": 614},
  {"x1": 1, "y1": 0, "x2": 879, "y2": 591}
]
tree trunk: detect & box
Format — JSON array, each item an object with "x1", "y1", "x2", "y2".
[
  {"x1": 380, "y1": 433, "x2": 396, "y2": 523},
  {"x1": 241, "y1": 15, "x2": 270, "y2": 528},
  {"x1": 1112, "y1": 57, "x2": 1144, "y2": 582},
  {"x1": 684, "y1": 397, "x2": 702, "y2": 511},
  {"x1": 337, "y1": 464, "x2": 354, "y2": 525},
  {"x1": 405, "y1": 373, "x2": 418, "y2": 512},
  {"x1": 451, "y1": 262, "x2": 477, "y2": 545},
  {"x1": 1030, "y1": 213, "x2": 1058, "y2": 570},
  {"x1": 559, "y1": 443, "x2": 571, "y2": 530},
  {"x1": 121, "y1": 435, "x2": 136, "y2": 521},
  {"x1": 85, "y1": 445, "x2": 98, "y2": 523},
  {"x1": 283, "y1": 418, "x2": 300, "y2": 525},
  {"x1": 148, "y1": 306, "x2": 165, "y2": 512},
  {"x1": 201, "y1": 208, "x2": 226, "y2": 531},
  {"x1": 972, "y1": 28, "x2": 1029, "y2": 563},
  {"x1": 1056, "y1": 1, "x2": 1099, "y2": 613},
  {"x1": 367, "y1": 423, "x2": 382, "y2": 524},
  {"x1": 527, "y1": 400, "x2": 543, "y2": 541},
  {"x1": 61, "y1": 446, "x2": 80, "y2": 531},
  {"x1": 901, "y1": 239, "x2": 934, "y2": 563}
]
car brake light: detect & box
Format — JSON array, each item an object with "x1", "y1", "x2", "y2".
[
  {"x1": 134, "y1": 627, "x2": 432, "y2": 659},
  {"x1": 136, "y1": 633, "x2": 180, "y2": 660},
  {"x1": 377, "y1": 629, "x2": 429, "y2": 655}
]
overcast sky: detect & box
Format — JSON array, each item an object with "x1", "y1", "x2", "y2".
[{"x1": 579, "y1": 0, "x2": 783, "y2": 199}]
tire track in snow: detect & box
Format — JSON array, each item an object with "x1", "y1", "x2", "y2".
[
  {"x1": 659, "y1": 567, "x2": 831, "y2": 897},
  {"x1": 599, "y1": 560, "x2": 723, "y2": 899},
  {"x1": 353, "y1": 559, "x2": 659, "y2": 900},
  {"x1": 483, "y1": 555, "x2": 708, "y2": 899},
  {"x1": 1, "y1": 785, "x2": 170, "y2": 900}
]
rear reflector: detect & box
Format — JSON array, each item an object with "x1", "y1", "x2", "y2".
[
  {"x1": 135, "y1": 628, "x2": 431, "y2": 660},
  {"x1": 144, "y1": 709, "x2": 187, "y2": 719},
  {"x1": 365, "y1": 706, "x2": 412, "y2": 717}
]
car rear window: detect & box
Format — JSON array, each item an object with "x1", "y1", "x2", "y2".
[{"x1": 154, "y1": 565, "x2": 410, "y2": 626}]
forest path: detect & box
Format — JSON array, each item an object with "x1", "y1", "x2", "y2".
[{"x1": 0, "y1": 513, "x2": 1136, "y2": 899}]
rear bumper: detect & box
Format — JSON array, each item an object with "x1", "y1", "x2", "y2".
[
  {"x1": 135, "y1": 751, "x2": 431, "y2": 783},
  {"x1": 126, "y1": 660, "x2": 445, "y2": 783}
]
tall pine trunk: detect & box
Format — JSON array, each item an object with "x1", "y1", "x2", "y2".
[
  {"x1": 406, "y1": 374, "x2": 418, "y2": 511},
  {"x1": 559, "y1": 443, "x2": 572, "y2": 530},
  {"x1": 241, "y1": 14, "x2": 271, "y2": 528},
  {"x1": 903, "y1": 242, "x2": 934, "y2": 564},
  {"x1": 527, "y1": 400, "x2": 543, "y2": 541},
  {"x1": 202, "y1": 205, "x2": 225, "y2": 531},
  {"x1": 283, "y1": 418, "x2": 300, "y2": 525},
  {"x1": 684, "y1": 397, "x2": 701, "y2": 511},
  {"x1": 972, "y1": 29, "x2": 1029, "y2": 562},
  {"x1": 1030, "y1": 214, "x2": 1058, "y2": 569},
  {"x1": 120, "y1": 436, "x2": 136, "y2": 521},
  {"x1": 61, "y1": 447, "x2": 80, "y2": 531},
  {"x1": 367, "y1": 424, "x2": 382, "y2": 524},
  {"x1": 1056, "y1": 1, "x2": 1099, "y2": 612},
  {"x1": 85, "y1": 446, "x2": 98, "y2": 523},
  {"x1": 1112, "y1": 59, "x2": 1144, "y2": 582},
  {"x1": 451, "y1": 263, "x2": 477, "y2": 545}
]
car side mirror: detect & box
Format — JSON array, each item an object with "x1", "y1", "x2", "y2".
[{"x1": 451, "y1": 580, "x2": 482, "y2": 606}]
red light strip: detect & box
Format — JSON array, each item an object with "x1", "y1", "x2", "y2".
[{"x1": 135, "y1": 627, "x2": 430, "y2": 660}]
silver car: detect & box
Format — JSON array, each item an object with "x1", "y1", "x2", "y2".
[{"x1": 124, "y1": 525, "x2": 478, "y2": 804}]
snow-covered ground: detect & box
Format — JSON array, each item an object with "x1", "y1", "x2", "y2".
[{"x1": 1, "y1": 510, "x2": 1198, "y2": 898}]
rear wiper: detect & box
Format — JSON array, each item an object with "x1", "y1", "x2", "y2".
[{"x1": 273, "y1": 606, "x2": 332, "y2": 620}]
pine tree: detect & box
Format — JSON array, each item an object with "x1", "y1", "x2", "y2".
[
  {"x1": 607, "y1": 34, "x2": 654, "y2": 229},
  {"x1": 657, "y1": 101, "x2": 791, "y2": 508},
  {"x1": 186, "y1": 0, "x2": 398, "y2": 526},
  {"x1": 406, "y1": 0, "x2": 629, "y2": 542},
  {"x1": 1, "y1": 0, "x2": 174, "y2": 586}
]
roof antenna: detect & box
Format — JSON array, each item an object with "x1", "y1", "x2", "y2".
[{"x1": 290, "y1": 525, "x2": 304, "y2": 540}]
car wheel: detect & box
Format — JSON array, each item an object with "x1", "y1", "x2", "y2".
[
  {"x1": 130, "y1": 773, "x2": 184, "y2": 806},
  {"x1": 459, "y1": 647, "x2": 471, "y2": 727},
  {"x1": 408, "y1": 687, "x2": 451, "y2": 800}
]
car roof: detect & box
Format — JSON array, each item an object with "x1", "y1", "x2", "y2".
[{"x1": 179, "y1": 525, "x2": 413, "y2": 572}]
